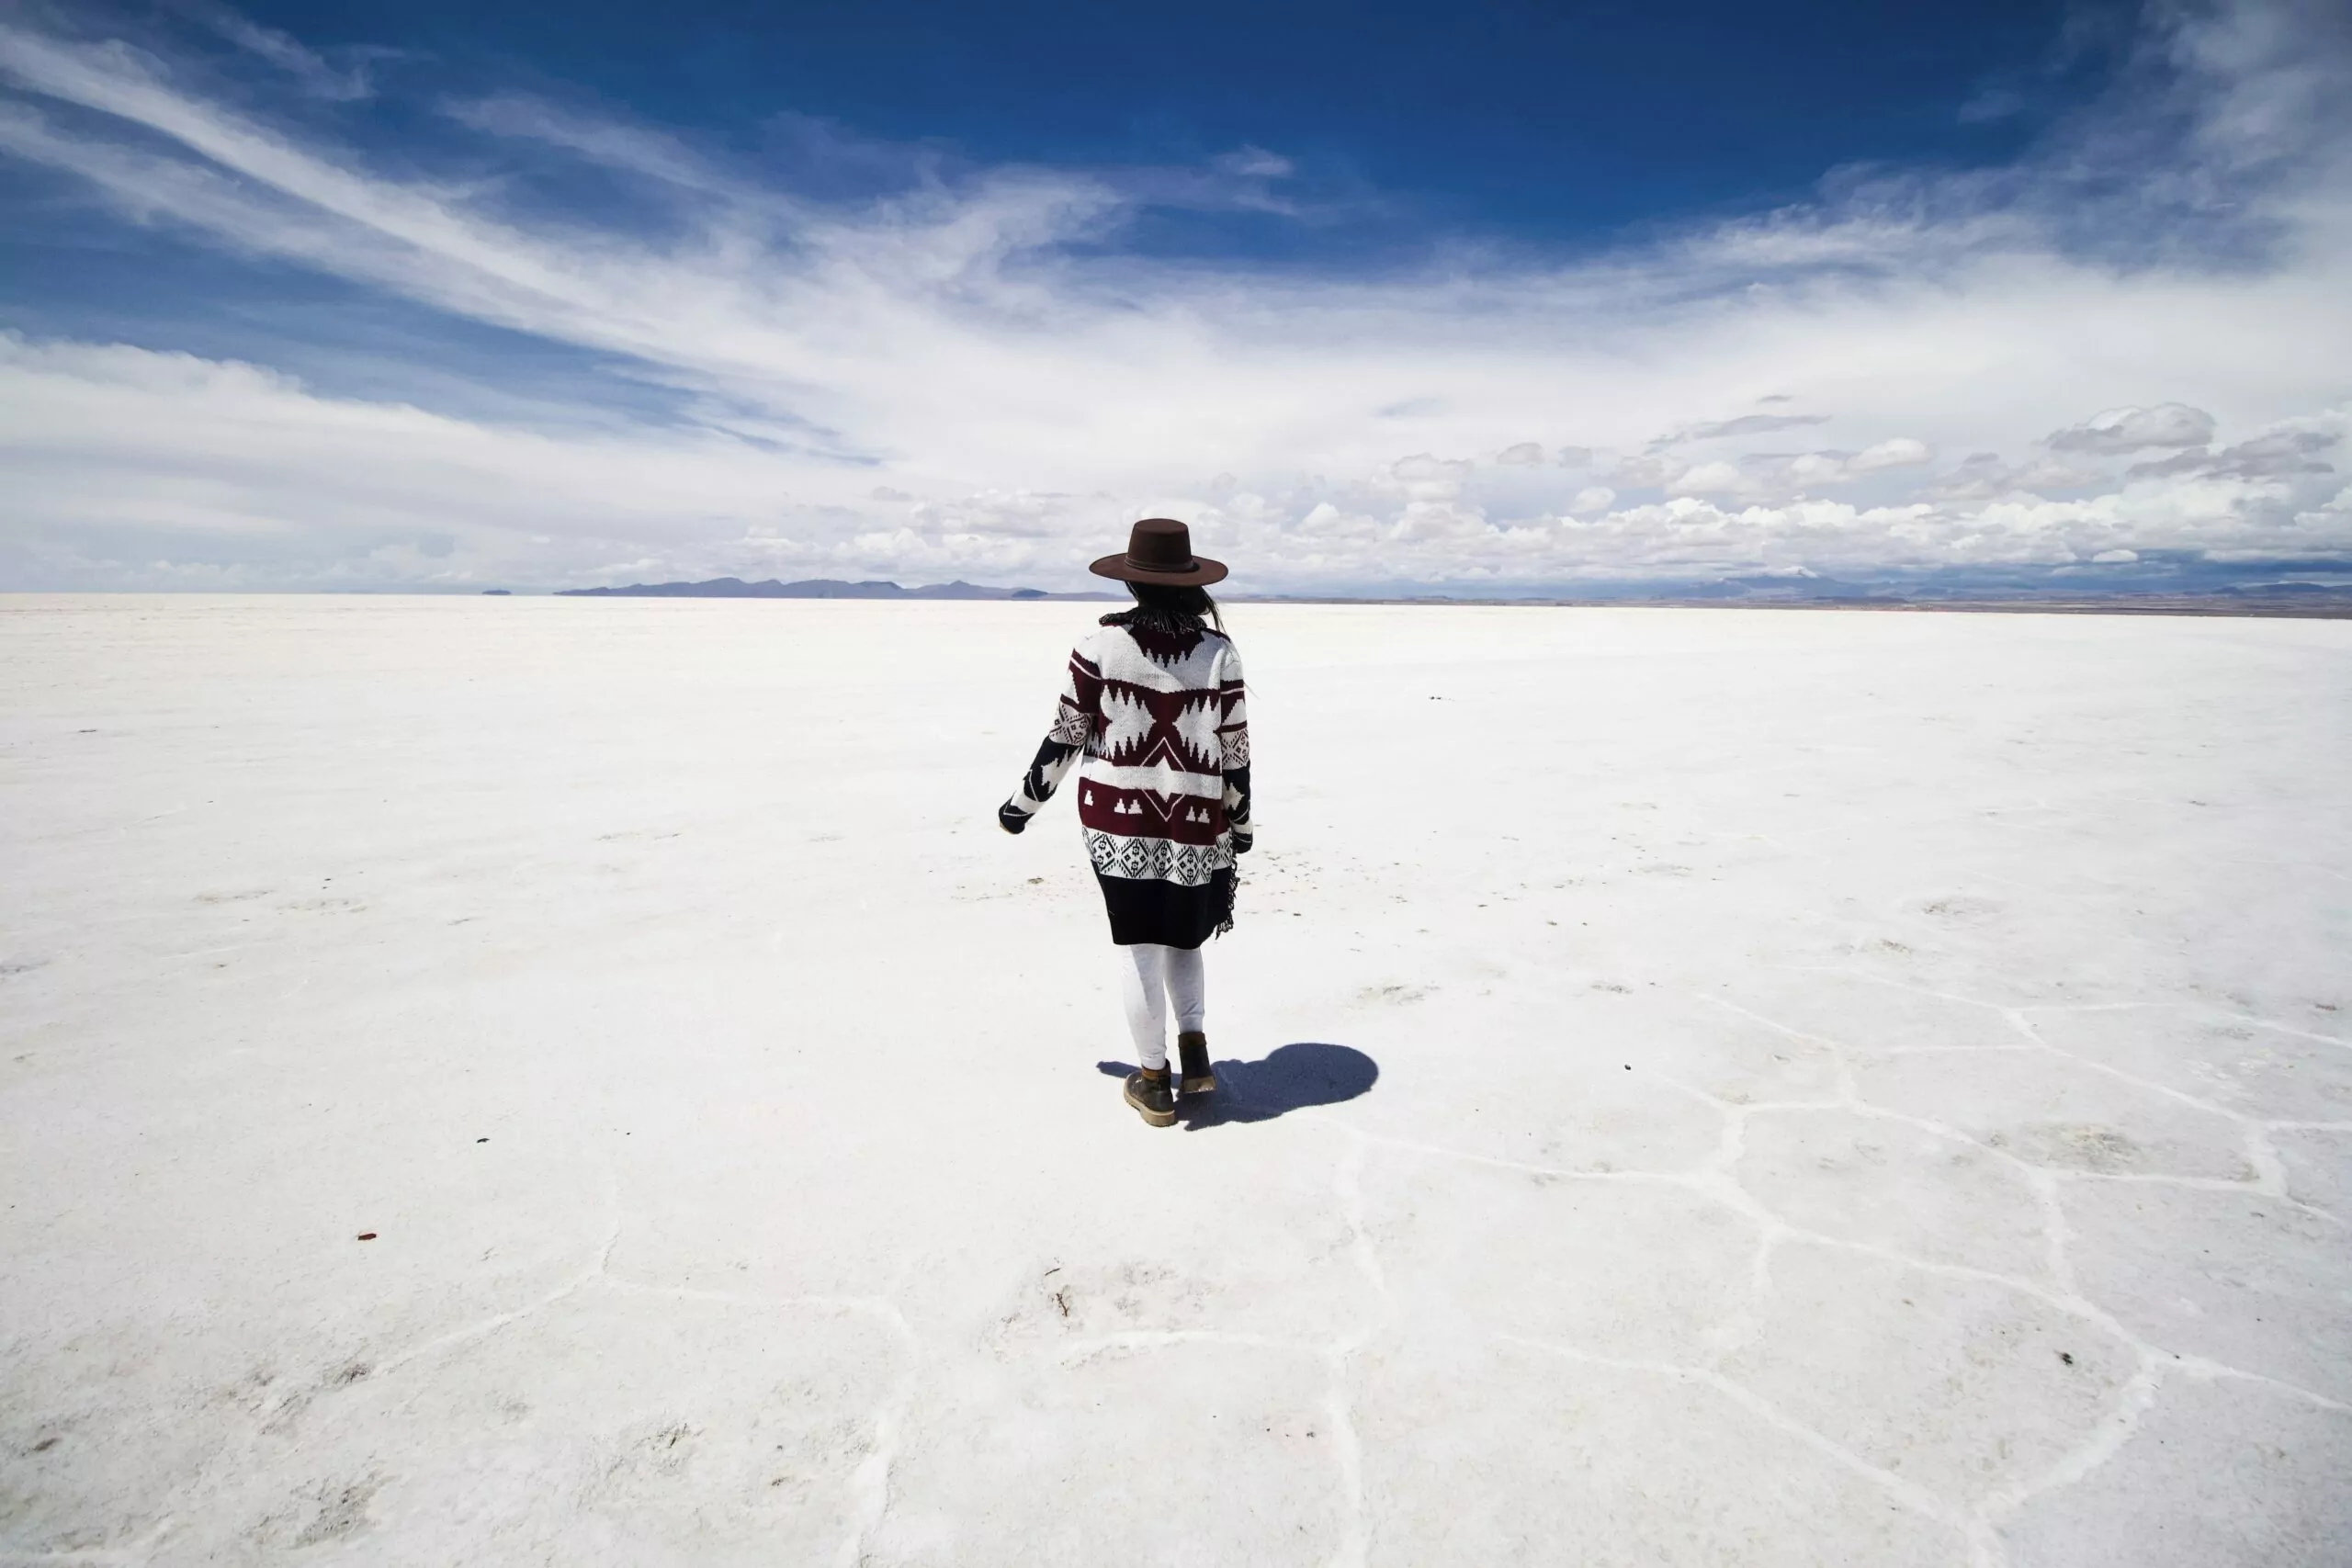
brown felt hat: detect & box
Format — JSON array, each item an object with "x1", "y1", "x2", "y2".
[{"x1": 1089, "y1": 518, "x2": 1227, "y2": 586}]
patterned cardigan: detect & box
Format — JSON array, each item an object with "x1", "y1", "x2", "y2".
[{"x1": 999, "y1": 611, "x2": 1252, "y2": 882}]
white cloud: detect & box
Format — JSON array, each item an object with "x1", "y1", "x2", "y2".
[
  {"x1": 1927, "y1": 450, "x2": 2106, "y2": 501},
  {"x1": 0, "y1": 3, "x2": 2348, "y2": 591},
  {"x1": 190, "y1": 3, "x2": 377, "y2": 101},
  {"x1": 1213, "y1": 146, "x2": 1295, "y2": 180},
  {"x1": 1388, "y1": 455, "x2": 1476, "y2": 501},
  {"x1": 1670, "y1": 412, "x2": 1834, "y2": 444},
  {"x1": 1849, "y1": 437, "x2": 1934, "y2": 472},
  {"x1": 2124, "y1": 423, "x2": 2342, "y2": 479},
  {"x1": 1605, "y1": 453, "x2": 1686, "y2": 490},
  {"x1": 2044, "y1": 403, "x2": 2221, "y2": 453},
  {"x1": 1669, "y1": 461, "x2": 1744, "y2": 495}
]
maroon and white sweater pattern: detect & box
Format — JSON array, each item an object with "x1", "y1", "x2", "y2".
[{"x1": 1001, "y1": 613, "x2": 1251, "y2": 886}]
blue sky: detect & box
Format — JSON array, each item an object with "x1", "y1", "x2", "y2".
[
  {"x1": 214, "y1": 0, "x2": 2080, "y2": 244},
  {"x1": 0, "y1": 0, "x2": 2347, "y2": 592}
]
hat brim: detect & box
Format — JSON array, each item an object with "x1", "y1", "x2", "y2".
[{"x1": 1088, "y1": 552, "x2": 1228, "y2": 587}]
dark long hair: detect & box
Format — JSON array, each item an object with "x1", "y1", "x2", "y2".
[{"x1": 1126, "y1": 580, "x2": 1227, "y2": 637}]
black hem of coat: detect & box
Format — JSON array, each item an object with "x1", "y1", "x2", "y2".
[{"x1": 1096, "y1": 867, "x2": 1234, "y2": 949}]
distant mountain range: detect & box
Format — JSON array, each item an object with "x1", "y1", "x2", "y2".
[
  {"x1": 534, "y1": 561, "x2": 2352, "y2": 617},
  {"x1": 556, "y1": 577, "x2": 1114, "y2": 601}
]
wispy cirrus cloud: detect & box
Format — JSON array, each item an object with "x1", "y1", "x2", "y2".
[
  {"x1": 1666, "y1": 413, "x2": 1835, "y2": 445},
  {"x1": 0, "y1": 0, "x2": 2348, "y2": 592},
  {"x1": 182, "y1": 0, "x2": 379, "y2": 101}
]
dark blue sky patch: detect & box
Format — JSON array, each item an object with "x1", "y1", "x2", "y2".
[{"x1": 228, "y1": 0, "x2": 2104, "y2": 244}]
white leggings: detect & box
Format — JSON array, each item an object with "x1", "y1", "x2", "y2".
[{"x1": 1120, "y1": 943, "x2": 1205, "y2": 1070}]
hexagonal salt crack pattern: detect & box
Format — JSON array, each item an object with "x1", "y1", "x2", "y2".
[
  {"x1": 950, "y1": 1142, "x2": 1369, "y2": 1354},
  {"x1": 866, "y1": 1341, "x2": 1344, "y2": 1566},
  {"x1": 1718, "y1": 1241, "x2": 2137, "y2": 1506},
  {"x1": 2061, "y1": 1181, "x2": 2351, "y2": 1404},
  {"x1": 1357, "y1": 1338, "x2": 1967, "y2": 1566},
  {"x1": 123, "y1": 1285, "x2": 902, "y2": 1568},
  {"x1": 1738, "y1": 1109, "x2": 2055, "y2": 1280},
  {"x1": 1853, "y1": 1049, "x2": 2254, "y2": 1180},
  {"x1": 2002, "y1": 1372, "x2": 2352, "y2": 1568},
  {"x1": 1594, "y1": 990, "x2": 1848, "y2": 1106},
  {"x1": 1364, "y1": 1151, "x2": 1752, "y2": 1364},
  {"x1": 1343, "y1": 1030, "x2": 1724, "y2": 1176},
  {"x1": 2273, "y1": 1128, "x2": 2352, "y2": 1218},
  {"x1": 2025, "y1": 1006, "x2": 2352, "y2": 1123},
  {"x1": 1713, "y1": 972, "x2": 2022, "y2": 1054}
]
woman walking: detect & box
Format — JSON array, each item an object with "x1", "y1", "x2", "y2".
[{"x1": 998, "y1": 519, "x2": 1252, "y2": 1127}]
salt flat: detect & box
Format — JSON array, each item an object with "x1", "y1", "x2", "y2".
[{"x1": 2, "y1": 594, "x2": 2347, "y2": 1567}]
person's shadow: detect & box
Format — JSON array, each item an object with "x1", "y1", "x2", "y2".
[{"x1": 1096, "y1": 1043, "x2": 1379, "y2": 1130}]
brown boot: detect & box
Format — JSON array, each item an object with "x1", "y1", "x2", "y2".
[
  {"x1": 1176, "y1": 1032, "x2": 1216, "y2": 1098},
  {"x1": 1124, "y1": 1064, "x2": 1176, "y2": 1127}
]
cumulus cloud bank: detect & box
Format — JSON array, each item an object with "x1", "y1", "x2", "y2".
[{"x1": 0, "y1": 0, "x2": 2348, "y2": 591}]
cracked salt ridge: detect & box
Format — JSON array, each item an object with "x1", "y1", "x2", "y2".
[
  {"x1": 1041, "y1": 973, "x2": 2340, "y2": 1555},
  {"x1": 86, "y1": 1168, "x2": 909, "y2": 1567},
  {"x1": 1748, "y1": 972, "x2": 2345, "y2": 1226},
  {"x1": 1052, "y1": 1129, "x2": 1388, "y2": 1568},
  {"x1": 344, "y1": 1205, "x2": 922, "y2": 1568},
  {"x1": 1317, "y1": 1034, "x2": 2342, "y2": 1561},
  {"x1": 591, "y1": 1274, "x2": 919, "y2": 1568},
  {"x1": 242, "y1": 984, "x2": 2336, "y2": 1568},
  {"x1": 1310, "y1": 980, "x2": 2346, "y2": 1568},
  {"x1": 17, "y1": 1174, "x2": 918, "y2": 1526}
]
